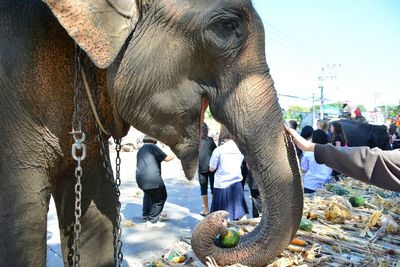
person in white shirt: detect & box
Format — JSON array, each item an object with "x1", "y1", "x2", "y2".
[
  {"x1": 301, "y1": 129, "x2": 332, "y2": 193},
  {"x1": 209, "y1": 130, "x2": 248, "y2": 220}
]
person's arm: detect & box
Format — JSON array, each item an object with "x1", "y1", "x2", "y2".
[
  {"x1": 300, "y1": 154, "x2": 309, "y2": 172},
  {"x1": 153, "y1": 145, "x2": 175, "y2": 162},
  {"x1": 314, "y1": 144, "x2": 400, "y2": 192},
  {"x1": 209, "y1": 149, "x2": 219, "y2": 172},
  {"x1": 164, "y1": 154, "x2": 175, "y2": 162},
  {"x1": 392, "y1": 134, "x2": 400, "y2": 142},
  {"x1": 285, "y1": 125, "x2": 315, "y2": 152},
  {"x1": 285, "y1": 125, "x2": 400, "y2": 192}
]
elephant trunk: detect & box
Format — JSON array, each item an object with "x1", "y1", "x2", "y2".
[{"x1": 191, "y1": 73, "x2": 303, "y2": 266}]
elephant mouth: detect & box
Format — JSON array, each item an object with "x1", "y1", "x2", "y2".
[
  {"x1": 169, "y1": 97, "x2": 209, "y2": 181},
  {"x1": 200, "y1": 97, "x2": 209, "y2": 127}
]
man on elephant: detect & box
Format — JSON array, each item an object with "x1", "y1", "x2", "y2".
[{"x1": 354, "y1": 107, "x2": 362, "y2": 118}]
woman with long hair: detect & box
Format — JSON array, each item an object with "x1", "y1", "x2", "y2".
[
  {"x1": 330, "y1": 122, "x2": 348, "y2": 179},
  {"x1": 330, "y1": 122, "x2": 348, "y2": 147}
]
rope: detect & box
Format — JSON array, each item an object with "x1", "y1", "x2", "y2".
[{"x1": 81, "y1": 68, "x2": 111, "y2": 136}]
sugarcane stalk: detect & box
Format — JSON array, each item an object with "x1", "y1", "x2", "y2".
[
  {"x1": 299, "y1": 231, "x2": 400, "y2": 256},
  {"x1": 287, "y1": 244, "x2": 306, "y2": 253}
]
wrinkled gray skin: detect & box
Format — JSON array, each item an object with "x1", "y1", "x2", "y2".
[{"x1": 0, "y1": 0, "x2": 302, "y2": 266}]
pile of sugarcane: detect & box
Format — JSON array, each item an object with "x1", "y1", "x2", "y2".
[
  {"x1": 143, "y1": 179, "x2": 400, "y2": 267},
  {"x1": 235, "y1": 179, "x2": 400, "y2": 267}
]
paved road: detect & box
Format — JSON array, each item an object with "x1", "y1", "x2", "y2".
[{"x1": 47, "y1": 146, "x2": 252, "y2": 266}]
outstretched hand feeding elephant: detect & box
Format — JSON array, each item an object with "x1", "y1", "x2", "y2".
[{"x1": 0, "y1": 0, "x2": 302, "y2": 266}]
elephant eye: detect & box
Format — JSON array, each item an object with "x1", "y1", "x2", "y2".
[
  {"x1": 209, "y1": 19, "x2": 241, "y2": 39},
  {"x1": 223, "y1": 20, "x2": 239, "y2": 31}
]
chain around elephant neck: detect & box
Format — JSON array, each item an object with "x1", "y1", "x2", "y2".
[
  {"x1": 89, "y1": 61, "x2": 124, "y2": 266},
  {"x1": 70, "y1": 44, "x2": 86, "y2": 267},
  {"x1": 114, "y1": 139, "x2": 123, "y2": 266},
  {"x1": 88, "y1": 60, "x2": 124, "y2": 266},
  {"x1": 71, "y1": 46, "x2": 123, "y2": 266}
]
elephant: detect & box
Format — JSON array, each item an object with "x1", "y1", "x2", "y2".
[
  {"x1": 331, "y1": 120, "x2": 392, "y2": 150},
  {"x1": 0, "y1": 0, "x2": 302, "y2": 266}
]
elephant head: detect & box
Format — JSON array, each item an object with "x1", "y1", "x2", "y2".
[
  {"x1": 370, "y1": 125, "x2": 392, "y2": 150},
  {"x1": 44, "y1": 0, "x2": 303, "y2": 265}
]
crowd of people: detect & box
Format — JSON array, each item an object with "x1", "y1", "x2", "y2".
[
  {"x1": 288, "y1": 118, "x2": 400, "y2": 194},
  {"x1": 289, "y1": 119, "x2": 354, "y2": 192},
  {"x1": 134, "y1": 116, "x2": 400, "y2": 229},
  {"x1": 135, "y1": 123, "x2": 258, "y2": 229}
]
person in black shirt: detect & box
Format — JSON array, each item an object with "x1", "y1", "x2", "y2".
[
  {"x1": 136, "y1": 135, "x2": 174, "y2": 228},
  {"x1": 198, "y1": 123, "x2": 217, "y2": 216}
]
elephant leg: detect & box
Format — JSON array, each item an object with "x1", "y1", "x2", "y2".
[
  {"x1": 54, "y1": 156, "x2": 117, "y2": 267},
  {"x1": 0, "y1": 168, "x2": 51, "y2": 267}
]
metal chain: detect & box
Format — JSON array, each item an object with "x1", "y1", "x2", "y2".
[
  {"x1": 71, "y1": 133, "x2": 86, "y2": 267},
  {"x1": 97, "y1": 132, "x2": 123, "y2": 266},
  {"x1": 91, "y1": 64, "x2": 123, "y2": 265},
  {"x1": 70, "y1": 45, "x2": 85, "y2": 267},
  {"x1": 71, "y1": 49, "x2": 124, "y2": 266},
  {"x1": 114, "y1": 139, "x2": 123, "y2": 266}
]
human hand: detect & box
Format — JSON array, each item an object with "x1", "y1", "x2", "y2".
[{"x1": 284, "y1": 125, "x2": 315, "y2": 152}]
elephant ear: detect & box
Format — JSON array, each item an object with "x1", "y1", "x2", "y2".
[{"x1": 43, "y1": 0, "x2": 140, "y2": 68}]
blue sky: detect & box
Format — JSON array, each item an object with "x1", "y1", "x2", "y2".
[{"x1": 252, "y1": 0, "x2": 400, "y2": 110}]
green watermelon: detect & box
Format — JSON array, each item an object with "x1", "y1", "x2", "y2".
[
  {"x1": 299, "y1": 218, "x2": 313, "y2": 231},
  {"x1": 219, "y1": 227, "x2": 240, "y2": 248},
  {"x1": 349, "y1": 196, "x2": 365, "y2": 207}
]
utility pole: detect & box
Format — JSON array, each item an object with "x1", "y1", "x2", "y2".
[
  {"x1": 317, "y1": 64, "x2": 341, "y2": 120},
  {"x1": 318, "y1": 68, "x2": 324, "y2": 120},
  {"x1": 312, "y1": 93, "x2": 316, "y2": 128}
]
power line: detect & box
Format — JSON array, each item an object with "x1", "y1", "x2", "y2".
[
  {"x1": 265, "y1": 32, "x2": 322, "y2": 66},
  {"x1": 278, "y1": 93, "x2": 313, "y2": 100},
  {"x1": 278, "y1": 93, "x2": 333, "y2": 102},
  {"x1": 262, "y1": 19, "x2": 377, "y2": 104},
  {"x1": 264, "y1": 21, "x2": 322, "y2": 60},
  {"x1": 262, "y1": 20, "x2": 325, "y2": 66}
]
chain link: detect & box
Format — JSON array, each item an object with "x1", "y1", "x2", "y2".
[
  {"x1": 71, "y1": 46, "x2": 124, "y2": 266},
  {"x1": 70, "y1": 44, "x2": 85, "y2": 267},
  {"x1": 71, "y1": 133, "x2": 86, "y2": 267},
  {"x1": 94, "y1": 107, "x2": 124, "y2": 265},
  {"x1": 114, "y1": 138, "x2": 123, "y2": 266}
]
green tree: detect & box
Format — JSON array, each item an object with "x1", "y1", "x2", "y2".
[
  {"x1": 283, "y1": 105, "x2": 310, "y2": 124},
  {"x1": 384, "y1": 104, "x2": 400, "y2": 118},
  {"x1": 328, "y1": 102, "x2": 344, "y2": 110}
]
